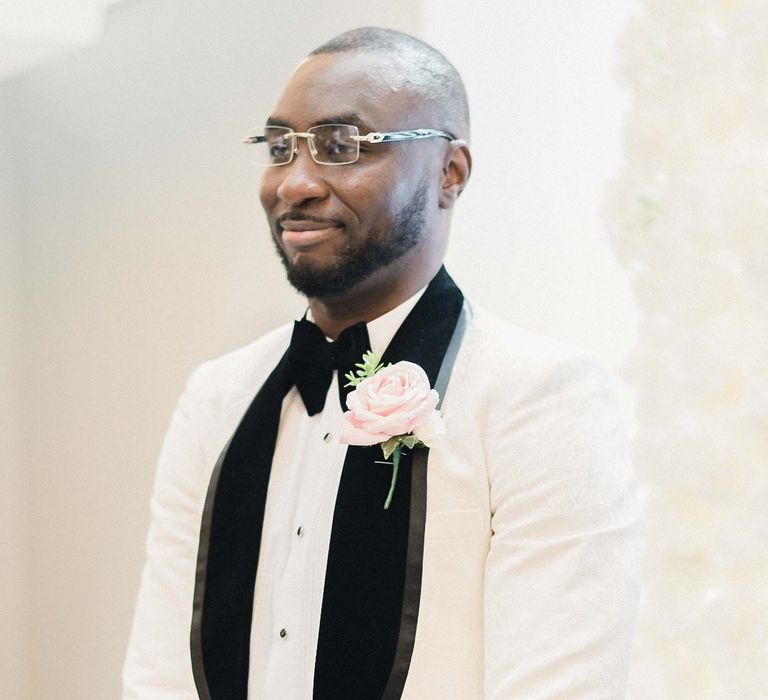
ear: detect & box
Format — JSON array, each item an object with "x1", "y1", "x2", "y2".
[{"x1": 438, "y1": 140, "x2": 472, "y2": 209}]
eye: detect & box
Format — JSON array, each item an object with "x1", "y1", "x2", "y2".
[
  {"x1": 258, "y1": 126, "x2": 294, "y2": 165},
  {"x1": 311, "y1": 125, "x2": 359, "y2": 163},
  {"x1": 326, "y1": 139, "x2": 356, "y2": 156},
  {"x1": 321, "y1": 130, "x2": 356, "y2": 155},
  {"x1": 269, "y1": 141, "x2": 290, "y2": 159}
]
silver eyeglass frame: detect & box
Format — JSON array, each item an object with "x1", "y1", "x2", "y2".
[{"x1": 242, "y1": 124, "x2": 456, "y2": 166}]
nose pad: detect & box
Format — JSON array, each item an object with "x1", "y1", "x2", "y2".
[
  {"x1": 307, "y1": 135, "x2": 318, "y2": 160},
  {"x1": 290, "y1": 133, "x2": 318, "y2": 164}
]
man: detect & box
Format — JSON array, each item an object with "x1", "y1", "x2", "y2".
[{"x1": 123, "y1": 27, "x2": 641, "y2": 700}]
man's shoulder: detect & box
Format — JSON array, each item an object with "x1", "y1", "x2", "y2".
[
  {"x1": 183, "y1": 322, "x2": 293, "y2": 405},
  {"x1": 460, "y1": 303, "x2": 615, "y2": 399},
  {"x1": 467, "y1": 304, "x2": 598, "y2": 369}
]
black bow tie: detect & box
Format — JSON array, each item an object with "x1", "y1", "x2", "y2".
[{"x1": 286, "y1": 318, "x2": 371, "y2": 416}]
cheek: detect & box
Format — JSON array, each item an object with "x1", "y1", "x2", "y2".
[
  {"x1": 259, "y1": 172, "x2": 279, "y2": 211},
  {"x1": 338, "y1": 166, "x2": 403, "y2": 224},
  {"x1": 387, "y1": 153, "x2": 431, "y2": 206}
]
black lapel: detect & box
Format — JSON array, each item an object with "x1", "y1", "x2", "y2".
[
  {"x1": 191, "y1": 353, "x2": 292, "y2": 700},
  {"x1": 191, "y1": 266, "x2": 464, "y2": 700},
  {"x1": 313, "y1": 266, "x2": 464, "y2": 699}
]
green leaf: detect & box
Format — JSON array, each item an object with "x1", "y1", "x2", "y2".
[
  {"x1": 381, "y1": 436, "x2": 400, "y2": 460},
  {"x1": 400, "y1": 434, "x2": 421, "y2": 450},
  {"x1": 343, "y1": 349, "x2": 385, "y2": 387}
]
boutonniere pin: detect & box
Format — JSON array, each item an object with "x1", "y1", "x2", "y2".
[{"x1": 339, "y1": 351, "x2": 445, "y2": 509}]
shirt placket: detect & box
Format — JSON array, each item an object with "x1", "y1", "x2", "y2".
[{"x1": 262, "y1": 377, "x2": 347, "y2": 699}]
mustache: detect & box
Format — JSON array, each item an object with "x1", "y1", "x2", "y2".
[{"x1": 276, "y1": 213, "x2": 342, "y2": 227}]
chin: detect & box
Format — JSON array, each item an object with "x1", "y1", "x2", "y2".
[{"x1": 282, "y1": 259, "x2": 350, "y2": 298}]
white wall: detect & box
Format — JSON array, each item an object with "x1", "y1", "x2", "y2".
[
  {"x1": 0, "y1": 94, "x2": 31, "y2": 700},
  {"x1": 2, "y1": 1, "x2": 416, "y2": 697},
  {"x1": 424, "y1": 0, "x2": 638, "y2": 368},
  {"x1": 1, "y1": 1, "x2": 637, "y2": 696}
]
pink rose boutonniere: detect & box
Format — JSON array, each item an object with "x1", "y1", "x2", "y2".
[{"x1": 340, "y1": 351, "x2": 445, "y2": 509}]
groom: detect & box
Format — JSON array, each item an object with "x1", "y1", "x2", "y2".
[{"x1": 123, "y1": 27, "x2": 641, "y2": 699}]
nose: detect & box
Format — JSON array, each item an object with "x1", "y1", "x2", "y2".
[{"x1": 273, "y1": 139, "x2": 329, "y2": 206}]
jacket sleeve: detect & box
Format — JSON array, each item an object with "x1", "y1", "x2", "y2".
[
  {"x1": 482, "y1": 353, "x2": 642, "y2": 699},
  {"x1": 122, "y1": 363, "x2": 216, "y2": 699}
]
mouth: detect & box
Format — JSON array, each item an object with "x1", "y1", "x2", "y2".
[{"x1": 278, "y1": 218, "x2": 343, "y2": 249}]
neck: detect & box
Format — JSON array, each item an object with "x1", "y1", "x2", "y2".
[{"x1": 307, "y1": 261, "x2": 441, "y2": 340}]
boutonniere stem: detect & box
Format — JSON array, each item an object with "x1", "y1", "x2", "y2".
[{"x1": 339, "y1": 351, "x2": 446, "y2": 509}]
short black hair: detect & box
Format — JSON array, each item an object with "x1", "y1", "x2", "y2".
[{"x1": 309, "y1": 27, "x2": 470, "y2": 140}]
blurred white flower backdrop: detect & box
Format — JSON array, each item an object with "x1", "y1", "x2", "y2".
[{"x1": 606, "y1": 0, "x2": 768, "y2": 696}]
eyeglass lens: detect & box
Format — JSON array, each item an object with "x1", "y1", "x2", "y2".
[{"x1": 252, "y1": 124, "x2": 360, "y2": 165}]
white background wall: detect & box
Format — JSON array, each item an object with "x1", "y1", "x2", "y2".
[
  {"x1": 0, "y1": 91, "x2": 31, "y2": 700},
  {"x1": 0, "y1": 1, "x2": 636, "y2": 696},
  {"x1": 424, "y1": 0, "x2": 638, "y2": 365}
]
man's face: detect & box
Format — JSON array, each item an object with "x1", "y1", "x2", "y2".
[{"x1": 259, "y1": 52, "x2": 443, "y2": 298}]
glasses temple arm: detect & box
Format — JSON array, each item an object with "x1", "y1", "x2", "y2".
[{"x1": 351, "y1": 129, "x2": 455, "y2": 144}]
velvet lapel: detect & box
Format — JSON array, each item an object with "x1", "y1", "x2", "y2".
[
  {"x1": 190, "y1": 266, "x2": 464, "y2": 700},
  {"x1": 191, "y1": 354, "x2": 292, "y2": 700},
  {"x1": 313, "y1": 267, "x2": 464, "y2": 699}
]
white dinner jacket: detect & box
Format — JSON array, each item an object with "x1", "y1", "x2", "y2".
[{"x1": 123, "y1": 303, "x2": 641, "y2": 699}]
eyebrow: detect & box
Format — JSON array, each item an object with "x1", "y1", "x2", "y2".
[{"x1": 265, "y1": 112, "x2": 373, "y2": 131}]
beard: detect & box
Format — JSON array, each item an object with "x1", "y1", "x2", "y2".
[{"x1": 271, "y1": 179, "x2": 428, "y2": 298}]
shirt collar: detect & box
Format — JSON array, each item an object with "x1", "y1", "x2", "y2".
[{"x1": 305, "y1": 284, "x2": 428, "y2": 356}]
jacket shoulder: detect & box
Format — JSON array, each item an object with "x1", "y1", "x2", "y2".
[
  {"x1": 183, "y1": 322, "x2": 293, "y2": 407},
  {"x1": 466, "y1": 305, "x2": 604, "y2": 374},
  {"x1": 455, "y1": 304, "x2": 620, "y2": 410}
]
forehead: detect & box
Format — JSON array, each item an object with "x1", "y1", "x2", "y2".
[{"x1": 269, "y1": 52, "x2": 430, "y2": 131}]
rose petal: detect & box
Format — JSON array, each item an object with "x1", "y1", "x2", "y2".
[
  {"x1": 339, "y1": 415, "x2": 391, "y2": 446},
  {"x1": 341, "y1": 360, "x2": 440, "y2": 442},
  {"x1": 413, "y1": 408, "x2": 446, "y2": 447}
]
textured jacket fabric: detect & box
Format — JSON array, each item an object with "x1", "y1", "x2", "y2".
[{"x1": 123, "y1": 303, "x2": 641, "y2": 699}]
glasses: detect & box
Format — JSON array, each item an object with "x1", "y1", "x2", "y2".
[{"x1": 242, "y1": 123, "x2": 455, "y2": 166}]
